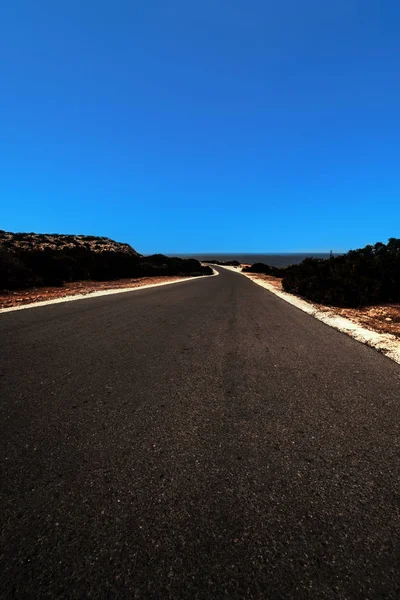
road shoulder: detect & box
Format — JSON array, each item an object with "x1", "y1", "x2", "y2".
[{"x1": 218, "y1": 265, "x2": 400, "y2": 365}]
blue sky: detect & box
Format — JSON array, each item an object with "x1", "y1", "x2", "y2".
[{"x1": 2, "y1": 1, "x2": 399, "y2": 254}]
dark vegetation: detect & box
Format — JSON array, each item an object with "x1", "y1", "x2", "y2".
[
  {"x1": 242, "y1": 263, "x2": 285, "y2": 278},
  {"x1": 0, "y1": 231, "x2": 212, "y2": 291},
  {"x1": 243, "y1": 239, "x2": 400, "y2": 308},
  {"x1": 202, "y1": 259, "x2": 241, "y2": 266}
]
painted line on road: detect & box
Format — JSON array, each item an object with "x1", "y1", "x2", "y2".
[
  {"x1": 0, "y1": 269, "x2": 218, "y2": 314},
  {"x1": 218, "y1": 265, "x2": 400, "y2": 365}
]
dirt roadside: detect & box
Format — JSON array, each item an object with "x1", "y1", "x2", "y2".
[{"x1": 0, "y1": 276, "x2": 186, "y2": 310}]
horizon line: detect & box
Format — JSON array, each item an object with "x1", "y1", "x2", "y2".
[{"x1": 159, "y1": 250, "x2": 345, "y2": 255}]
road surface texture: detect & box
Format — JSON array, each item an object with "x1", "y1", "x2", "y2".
[{"x1": 1, "y1": 267, "x2": 400, "y2": 599}]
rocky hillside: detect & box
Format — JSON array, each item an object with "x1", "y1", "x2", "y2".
[
  {"x1": 0, "y1": 230, "x2": 140, "y2": 256},
  {"x1": 0, "y1": 230, "x2": 212, "y2": 291}
]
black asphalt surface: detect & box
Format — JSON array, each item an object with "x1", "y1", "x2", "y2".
[{"x1": 1, "y1": 267, "x2": 400, "y2": 599}]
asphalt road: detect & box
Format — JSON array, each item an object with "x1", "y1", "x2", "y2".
[{"x1": 1, "y1": 267, "x2": 400, "y2": 599}]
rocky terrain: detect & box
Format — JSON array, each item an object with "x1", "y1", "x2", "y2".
[{"x1": 0, "y1": 230, "x2": 139, "y2": 256}]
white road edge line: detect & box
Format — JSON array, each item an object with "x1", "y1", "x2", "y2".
[
  {"x1": 218, "y1": 265, "x2": 400, "y2": 365},
  {"x1": 0, "y1": 268, "x2": 219, "y2": 314}
]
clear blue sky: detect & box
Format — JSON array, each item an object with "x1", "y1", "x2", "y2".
[{"x1": 2, "y1": 1, "x2": 399, "y2": 254}]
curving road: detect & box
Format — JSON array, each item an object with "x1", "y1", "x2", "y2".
[{"x1": 1, "y1": 267, "x2": 400, "y2": 598}]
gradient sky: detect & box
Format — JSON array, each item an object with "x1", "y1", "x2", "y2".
[{"x1": 2, "y1": 1, "x2": 399, "y2": 254}]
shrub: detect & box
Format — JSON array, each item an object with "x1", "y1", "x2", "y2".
[
  {"x1": 242, "y1": 263, "x2": 285, "y2": 278},
  {"x1": 282, "y1": 240, "x2": 400, "y2": 307},
  {"x1": 0, "y1": 249, "x2": 35, "y2": 290}
]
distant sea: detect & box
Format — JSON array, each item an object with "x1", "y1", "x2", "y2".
[{"x1": 176, "y1": 253, "x2": 332, "y2": 267}]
